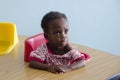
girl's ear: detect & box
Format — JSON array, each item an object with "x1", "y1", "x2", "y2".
[{"x1": 44, "y1": 33, "x2": 49, "y2": 40}]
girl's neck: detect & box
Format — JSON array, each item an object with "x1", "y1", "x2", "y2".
[{"x1": 47, "y1": 43, "x2": 67, "y2": 55}]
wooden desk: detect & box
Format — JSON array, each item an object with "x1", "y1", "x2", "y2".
[{"x1": 0, "y1": 36, "x2": 120, "y2": 80}]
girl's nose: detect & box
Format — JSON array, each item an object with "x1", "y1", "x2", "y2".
[{"x1": 61, "y1": 32, "x2": 67, "y2": 38}]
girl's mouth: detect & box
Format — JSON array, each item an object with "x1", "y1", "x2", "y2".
[
  {"x1": 61, "y1": 41, "x2": 67, "y2": 45},
  {"x1": 58, "y1": 41, "x2": 67, "y2": 48}
]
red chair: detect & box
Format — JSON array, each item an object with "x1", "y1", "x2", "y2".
[
  {"x1": 24, "y1": 33, "x2": 90, "y2": 62},
  {"x1": 24, "y1": 33, "x2": 47, "y2": 62}
]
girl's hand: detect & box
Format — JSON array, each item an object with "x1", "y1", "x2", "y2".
[
  {"x1": 53, "y1": 59, "x2": 86, "y2": 73},
  {"x1": 47, "y1": 64, "x2": 64, "y2": 74},
  {"x1": 56, "y1": 65, "x2": 72, "y2": 73}
]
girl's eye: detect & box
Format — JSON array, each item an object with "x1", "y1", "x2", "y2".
[
  {"x1": 55, "y1": 31, "x2": 61, "y2": 35},
  {"x1": 65, "y1": 29, "x2": 68, "y2": 34}
]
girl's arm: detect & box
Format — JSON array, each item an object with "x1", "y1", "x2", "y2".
[
  {"x1": 29, "y1": 60, "x2": 63, "y2": 73},
  {"x1": 29, "y1": 60, "x2": 50, "y2": 70},
  {"x1": 57, "y1": 59, "x2": 86, "y2": 73},
  {"x1": 59, "y1": 43, "x2": 86, "y2": 72},
  {"x1": 69, "y1": 59, "x2": 85, "y2": 70}
]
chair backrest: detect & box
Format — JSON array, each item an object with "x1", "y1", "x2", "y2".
[
  {"x1": 24, "y1": 33, "x2": 47, "y2": 62},
  {"x1": 0, "y1": 22, "x2": 19, "y2": 55}
]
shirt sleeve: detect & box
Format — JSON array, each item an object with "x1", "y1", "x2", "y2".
[
  {"x1": 29, "y1": 43, "x2": 48, "y2": 63},
  {"x1": 70, "y1": 49, "x2": 85, "y2": 64}
]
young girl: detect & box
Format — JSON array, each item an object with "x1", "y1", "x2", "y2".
[{"x1": 29, "y1": 11, "x2": 90, "y2": 74}]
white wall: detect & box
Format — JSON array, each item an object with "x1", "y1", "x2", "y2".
[{"x1": 0, "y1": 0, "x2": 120, "y2": 56}]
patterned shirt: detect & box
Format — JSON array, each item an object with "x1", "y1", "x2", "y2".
[{"x1": 29, "y1": 43, "x2": 85, "y2": 66}]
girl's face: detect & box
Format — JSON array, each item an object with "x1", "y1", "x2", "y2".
[{"x1": 46, "y1": 18, "x2": 69, "y2": 50}]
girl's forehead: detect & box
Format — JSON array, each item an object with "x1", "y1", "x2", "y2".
[{"x1": 48, "y1": 18, "x2": 69, "y2": 29}]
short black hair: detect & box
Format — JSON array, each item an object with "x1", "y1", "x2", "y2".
[{"x1": 41, "y1": 11, "x2": 67, "y2": 33}]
